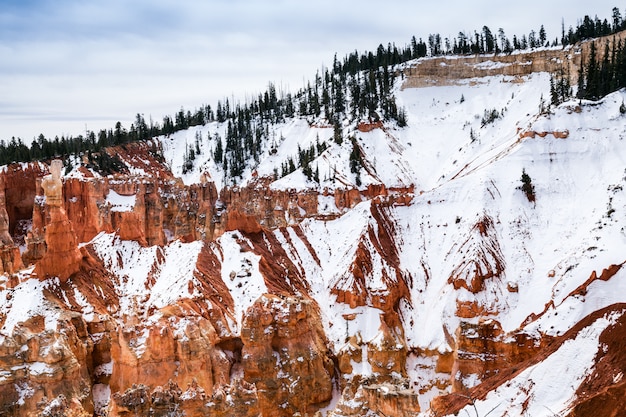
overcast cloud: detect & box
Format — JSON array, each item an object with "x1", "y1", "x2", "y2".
[{"x1": 0, "y1": 0, "x2": 620, "y2": 141}]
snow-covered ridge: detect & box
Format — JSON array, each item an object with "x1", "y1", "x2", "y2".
[
  {"x1": 96, "y1": 74, "x2": 626, "y2": 414},
  {"x1": 3, "y1": 46, "x2": 626, "y2": 416}
]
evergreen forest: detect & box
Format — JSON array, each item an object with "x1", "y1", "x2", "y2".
[{"x1": 1, "y1": 7, "x2": 626, "y2": 179}]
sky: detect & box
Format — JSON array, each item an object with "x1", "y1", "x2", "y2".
[{"x1": 0, "y1": 0, "x2": 620, "y2": 142}]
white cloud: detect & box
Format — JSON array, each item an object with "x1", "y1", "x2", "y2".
[{"x1": 0, "y1": 0, "x2": 621, "y2": 141}]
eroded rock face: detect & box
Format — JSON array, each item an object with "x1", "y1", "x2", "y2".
[
  {"x1": 3, "y1": 290, "x2": 335, "y2": 416},
  {"x1": 62, "y1": 168, "x2": 219, "y2": 248},
  {"x1": 0, "y1": 144, "x2": 218, "y2": 265},
  {"x1": 241, "y1": 294, "x2": 334, "y2": 417},
  {"x1": 0, "y1": 311, "x2": 94, "y2": 417},
  {"x1": 0, "y1": 147, "x2": 399, "y2": 275},
  {"x1": 0, "y1": 152, "x2": 614, "y2": 417},
  {"x1": 34, "y1": 160, "x2": 83, "y2": 282},
  {"x1": 367, "y1": 318, "x2": 407, "y2": 378},
  {"x1": 109, "y1": 379, "x2": 261, "y2": 417},
  {"x1": 568, "y1": 307, "x2": 626, "y2": 417},
  {"x1": 401, "y1": 31, "x2": 626, "y2": 89},
  {"x1": 450, "y1": 319, "x2": 544, "y2": 392},
  {"x1": 4, "y1": 33, "x2": 626, "y2": 415},
  {"x1": 110, "y1": 315, "x2": 231, "y2": 397},
  {"x1": 329, "y1": 376, "x2": 420, "y2": 417},
  {"x1": 0, "y1": 164, "x2": 43, "y2": 239},
  {"x1": 0, "y1": 176, "x2": 23, "y2": 276},
  {"x1": 448, "y1": 215, "x2": 505, "y2": 296}
]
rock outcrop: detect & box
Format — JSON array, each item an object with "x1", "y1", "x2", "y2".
[
  {"x1": 3, "y1": 30, "x2": 626, "y2": 417},
  {"x1": 401, "y1": 30, "x2": 626, "y2": 89},
  {"x1": 241, "y1": 294, "x2": 334, "y2": 416},
  {"x1": 329, "y1": 376, "x2": 420, "y2": 417},
  {"x1": 0, "y1": 311, "x2": 94, "y2": 416},
  {"x1": 0, "y1": 176, "x2": 23, "y2": 277},
  {"x1": 0, "y1": 142, "x2": 406, "y2": 276},
  {"x1": 450, "y1": 318, "x2": 544, "y2": 392},
  {"x1": 33, "y1": 160, "x2": 83, "y2": 281}
]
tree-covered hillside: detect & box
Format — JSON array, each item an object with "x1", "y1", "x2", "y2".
[{"x1": 1, "y1": 6, "x2": 625, "y2": 177}]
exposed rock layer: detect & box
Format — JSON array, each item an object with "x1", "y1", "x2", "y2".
[
  {"x1": 2, "y1": 32, "x2": 626, "y2": 417},
  {"x1": 401, "y1": 31, "x2": 626, "y2": 89}
]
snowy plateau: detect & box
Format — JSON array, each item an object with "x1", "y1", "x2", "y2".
[{"x1": 1, "y1": 36, "x2": 626, "y2": 417}]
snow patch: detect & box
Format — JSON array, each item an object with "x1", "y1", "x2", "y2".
[
  {"x1": 0, "y1": 278, "x2": 60, "y2": 335},
  {"x1": 217, "y1": 232, "x2": 268, "y2": 331},
  {"x1": 449, "y1": 312, "x2": 621, "y2": 417},
  {"x1": 90, "y1": 233, "x2": 204, "y2": 317},
  {"x1": 106, "y1": 190, "x2": 136, "y2": 212},
  {"x1": 93, "y1": 384, "x2": 111, "y2": 413}
]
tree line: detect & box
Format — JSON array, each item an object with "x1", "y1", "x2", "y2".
[
  {"x1": 577, "y1": 37, "x2": 626, "y2": 101},
  {"x1": 1, "y1": 6, "x2": 625, "y2": 173},
  {"x1": 562, "y1": 7, "x2": 626, "y2": 45},
  {"x1": 0, "y1": 108, "x2": 215, "y2": 166}
]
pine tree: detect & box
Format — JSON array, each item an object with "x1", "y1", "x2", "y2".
[
  {"x1": 585, "y1": 42, "x2": 600, "y2": 100},
  {"x1": 333, "y1": 78, "x2": 346, "y2": 120},
  {"x1": 599, "y1": 41, "x2": 612, "y2": 97},
  {"x1": 550, "y1": 75, "x2": 557, "y2": 106},
  {"x1": 483, "y1": 26, "x2": 495, "y2": 53},
  {"x1": 577, "y1": 55, "x2": 586, "y2": 99},
  {"x1": 470, "y1": 127, "x2": 477, "y2": 142},
  {"x1": 539, "y1": 25, "x2": 547, "y2": 46},
  {"x1": 333, "y1": 122, "x2": 343, "y2": 145},
  {"x1": 182, "y1": 142, "x2": 195, "y2": 174},
  {"x1": 349, "y1": 138, "x2": 362, "y2": 174},
  {"x1": 114, "y1": 122, "x2": 127, "y2": 145},
  {"x1": 613, "y1": 7, "x2": 623, "y2": 31},
  {"x1": 213, "y1": 135, "x2": 223, "y2": 164},
  {"x1": 498, "y1": 28, "x2": 511, "y2": 54},
  {"x1": 397, "y1": 106, "x2": 408, "y2": 127},
  {"x1": 520, "y1": 169, "x2": 535, "y2": 202}
]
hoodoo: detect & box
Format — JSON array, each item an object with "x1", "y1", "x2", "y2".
[
  {"x1": 2, "y1": 11, "x2": 626, "y2": 417},
  {"x1": 33, "y1": 159, "x2": 83, "y2": 281}
]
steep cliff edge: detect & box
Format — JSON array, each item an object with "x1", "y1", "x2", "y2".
[{"x1": 401, "y1": 30, "x2": 626, "y2": 89}]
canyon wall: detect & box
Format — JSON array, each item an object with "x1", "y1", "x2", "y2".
[
  {"x1": 3, "y1": 31, "x2": 626, "y2": 417},
  {"x1": 0, "y1": 143, "x2": 412, "y2": 275},
  {"x1": 401, "y1": 31, "x2": 626, "y2": 89}
]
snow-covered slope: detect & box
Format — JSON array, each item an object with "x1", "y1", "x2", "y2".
[
  {"x1": 151, "y1": 71, "x2": 626, "y2": 414},
  {"x1": 159, "y1": 73, "x2": 552, "y2": 193},
  {"x1": 158, "y1": 70, "x2": 626, "y2": 341},
  {"x1": 2, "y1": 53, "x2": 626, "y2": 416}
]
